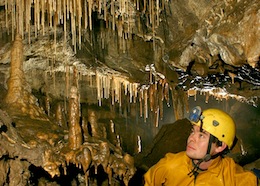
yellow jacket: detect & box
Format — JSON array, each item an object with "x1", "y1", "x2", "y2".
[{"x1": 144, "y1": 151, "x2": 257, "y2": 186}]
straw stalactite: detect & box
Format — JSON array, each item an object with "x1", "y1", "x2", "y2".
[{"x1": 4, "y1": 0, "x2": 168, "y2": 52}]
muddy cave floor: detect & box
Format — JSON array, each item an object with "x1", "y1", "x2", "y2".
[{"x1": 0, "y1": 84, "x2": 260, "y2": 186}]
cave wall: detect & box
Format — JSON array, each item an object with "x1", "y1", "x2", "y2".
[{"x1": 0, "y1": 0, "x2": 260, "y2": 185}]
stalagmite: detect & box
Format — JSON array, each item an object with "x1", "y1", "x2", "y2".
[
  {"x1": 55, "y1": 102, "x2": 66, "y2": 128},
  {"x1": 81, "y1": 117, "x2": 90, "y2": 141},
  {"x1": 116, "y1": 135, "x2": 122, "y2": 149},
  {"x1": 87, "y1": 109, "x2": 103, "y2": 138},
  {"x1": 110, "y1": 120, "x2": 115, "y2": 133},
  {"x1": 137, "y1": 135, "x2": 142, "y2": 153},
  {"x1": 68, "y1": 86, "x2": 83, "y2": 150}
]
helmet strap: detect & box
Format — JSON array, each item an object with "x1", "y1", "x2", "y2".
[
  {"x1": 205, "y1": 134, "x2": 214, "y2": 159},
  {"x1": 188, "y1": 134, "x2": 214, "y2": 178}
]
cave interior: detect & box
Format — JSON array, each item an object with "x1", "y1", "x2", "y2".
[{"x1": 0, "y1": 0, "x2": 260, "y2": 185}]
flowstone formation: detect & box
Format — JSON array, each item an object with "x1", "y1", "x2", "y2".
[
  {"x1": 0, "y1": 0, "x2": 260, "y2": 185},
  {"x1": 0, "y1": 33, "x2": 135, "y2": 186},
  {"x1": 5, "y1": 34, "x2": 48, "y2": 120}
]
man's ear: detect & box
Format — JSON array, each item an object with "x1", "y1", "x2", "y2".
[{"x1": 215, "y1": 142, "x2": 227, "y2": 153}]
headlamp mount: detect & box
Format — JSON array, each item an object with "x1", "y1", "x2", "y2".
[{"x1": 189, "y1": 106, "x2": 202, "y2": 123}]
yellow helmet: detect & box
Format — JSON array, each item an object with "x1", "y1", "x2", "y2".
[{"x1": 190, "y1": 107, "x2": 236, "y2": 149}]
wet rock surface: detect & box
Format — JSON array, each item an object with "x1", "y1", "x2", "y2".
[{"x1": 0, "y1": 0, "x2": 260, "y2": 185}]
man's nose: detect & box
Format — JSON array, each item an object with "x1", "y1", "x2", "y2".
[{"x1": 188, "y1": 131, "x2": 200, "y2": 142}]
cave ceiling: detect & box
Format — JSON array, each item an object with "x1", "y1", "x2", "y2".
[
  {"x1": 0, "y1": 0, "x2": 259, "y2": 107},
  {"x1": 0, "y1": 0, "x2": 260, "y2": 185}
]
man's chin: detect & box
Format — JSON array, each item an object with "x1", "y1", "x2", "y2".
[{"x1": 186, "y1": 151, "x2": 201, "y2": 160}]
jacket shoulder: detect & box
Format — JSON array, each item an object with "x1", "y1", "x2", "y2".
[{"x1": 164, "y1": 151, "x2": 188, "y2": 163}]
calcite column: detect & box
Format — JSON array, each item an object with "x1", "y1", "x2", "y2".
[
  {"x1": 4, "y1": 34, "x2": 48, "y2": 120},
  {"x1": 68, "y1": 86, "x2": 83, "y2": 150},
  {"x1": 5, "y1": 34, "x2": 25, "y2": 105}
]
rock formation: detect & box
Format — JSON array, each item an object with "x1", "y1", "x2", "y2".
[{"x1": 0, "y1": 0, "x2": 259, "y2": 185}]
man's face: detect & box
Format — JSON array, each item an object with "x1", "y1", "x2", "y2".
[{"x1": 186, "y1": 125, "x2": 211, "y2": 160}]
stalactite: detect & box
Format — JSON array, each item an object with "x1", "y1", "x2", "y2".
[
  {"x1": 114, "y1": 77, "x2": 119, "y2": 105},
  {"x1": 5, "y1": 0, "x2": 167, "y2": 53},
  {"x1": 41, "y1": 0, "x2": 45, "y2": 36},
  {"x1": 78, "y1": 0, "x2": 82, "y2": 50},
  {"x1": 11, "y1": 0, "x2": 15, "y2": 41},
  {"x1": 155, "y1": 106, "x2": 159, "y2": 127},
  {"x1": 144, "y1": 87, "x2": 148, "y2": 122},
  {"x1": 184, "y1": 91, "x2": 189, "y2": 114},
  {"x1": 111, "y1": 76, "x2": 115, "y2": 105},
  {"x1": 54, "y1": 12, "x2": 58, "y2": 54},
  {"x1": 139, "y1": 89, "x2": 143, "y2": 117},
  {"x1": 188, "y1": 89, "x2": 197, "y2": 101},
  {"x1": 119, "y1": 80, "x2": 122, "y2": 108},
  {"x1": 156, "y1": 0, "x2": 159, "y2": 26},
  {"x1": 88, "y1": 0, "x2": 93, "y2": 30},
  {"x1": 152, "y1": 0, "x2": 155, "y2": 50},
  {"x1": 111, "y1": 0, "x2": 115, "y2": 31},
  {"x1": 228, "y1": 71, "x2": 236, "y2": 84},
  {"x1": 63, "y1": 0, "x2": 67, "y2": 42},
  {"x1": 4, "y1": 0, "x2": 169, "y2": 120},
  {"x1": 164, "y1": 82, "x2": 170, "y2": 107},
  {"x1": 158, "y1": 80, "x2": 164, "y2": 120},
  {"x1": 95, "y1": 71, "x2": 101, "y2": 106},
  {"x1": 133, "y1": 83, "x2": 138, "y2": 103},
  {"x1": 149, "y1": 84, "x2": 155, "y2": 112},
  {"x1": 5, "y1": 0, "x2": 8, "y2": 29},
  {"x1": 205, "y1": 91, "x2": 209, "y2": 103},
  {"x1": 149, "y1": 0, "x2": 152, "y2": 24},
  {"x1": 171, "y1": 87, "x2": 178, "y2": 120},
  {"x1": 129, "y1": 82, "x2": 133, "y2": 103},
  {"x1": 65, "y1": 65, "x2": 70, "y2": 99},
  {"x1": 18, "y1": 0, "x2": 23, "y2": 38}
]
